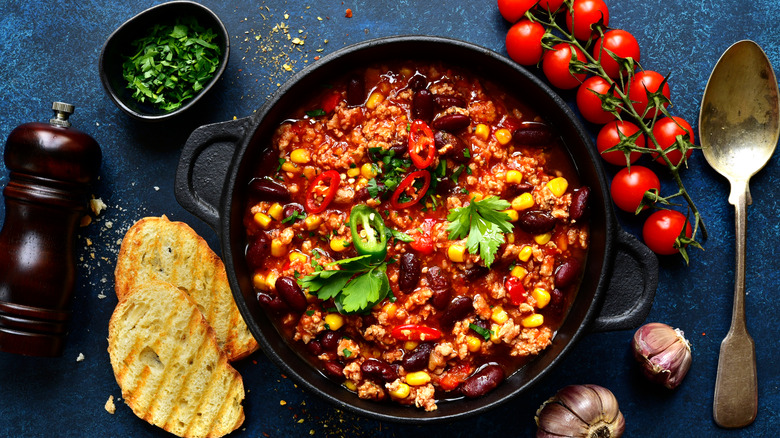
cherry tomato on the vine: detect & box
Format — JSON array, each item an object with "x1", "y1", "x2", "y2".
[
  {"x1": 506, "y1": 19, "x2": 546, "y2": 66},
  {"x1": 497, "y1": 0, "x2": 538, "y2": 23},
  {"x1": 596, "y1": 121, "x2": 644, "y2": 166},
  {"x1": 542, "y1": 43, "x2": 587, "y2": 89},
  {"x1": 651, "y1": 116, "x2": 694, "y2": 166},
  {"x1": 576, "y1": 76, "x2": 619, "y2": 124},
  {"x1": 565, "y1": 0, "x2": 610, "y2": 41},
  {"x1": 593, "y1": 29, "x2": 641, "y2": 78},
  {"x1": 610, "y1": 165, "x2": 660, "y2": 213},
  {"x1": 537, "y1": 0, "x2": 565, "y2": 12},
  {"x1": 628, "y1": 70, "x2": 670, "y2": 119},
  {"x1": 642, "y1": 210, "x2": 692, "y2": 255}
]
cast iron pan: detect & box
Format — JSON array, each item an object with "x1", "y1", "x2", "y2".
[{"x1": 174, "y1": 36, "x2": 658, "y2": 423}]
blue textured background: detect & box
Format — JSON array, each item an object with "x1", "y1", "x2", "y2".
[{"x1": 1, "y1": 0, "x2": 779, "y2": 436}]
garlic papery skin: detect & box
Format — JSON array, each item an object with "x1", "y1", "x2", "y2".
[
  {"x1": 535, "y1": 384, "x2": 625, "y2": 438},
  {"x1": 633, "y1": 322, "x2": 692, "y2": 390}
]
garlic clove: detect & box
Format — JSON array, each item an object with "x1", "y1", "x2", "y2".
[
  {"x1": 535, "y1": 384, "x2": 625, "y2": 438},
  {"x1": 633, "y1": 322, "x2": 692, "y2": 389}
]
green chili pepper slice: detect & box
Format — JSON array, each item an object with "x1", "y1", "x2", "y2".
[{"x1": 349, "y1": 205, "x2": 388, "y2": 263}]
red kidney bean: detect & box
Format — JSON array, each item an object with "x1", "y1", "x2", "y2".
[
  {"x1": 427, "y1": 267, "x2": 452, "y2": 309},
  {"x1": 469, "y1": 318, "x2": 490, "y2": 335},
  {"x1": 440, "y1": 296, "x2": 473, "y2": 329},
  {"x1": 434, "y1": 130, "x2": 471, "y2": 164},
  {"x1": 399, "y1": 253, "x2": 421, "y2": 294},
  {"x1": 433, "y1": 95, "x2": 466, "y2": 110},
  {"x1": 275, "y1": 276, "x2": 307, "y2": 312},
  {"x1": 408, "y1": 72, "x2": 428, "y2": 91},
  {"x1": 282, "y1": 202, "x2": 304, "y2": 222},
  {"x1": 322, "y1": 360, "x2": 345, "y2": 379},
  {"x1": 463, "y1": 265, "x2": 489, "y2": 282},
  {"x1": 517, "y1": 210, "x2": 557, "y2": 234},
  {"x1": 249, "y1": 177, "x2": 290, "y2": 200},
  {"x1": 513, "y1": 122, "x2": 554, "y2": 146},
  {"x1": 306, "y1": 339, "x2": 323, "y2": 356},
  {"x1": 460, "y1": 364, "x2": 505, "y2": 398},
  {"x1": 361, "y1": 358, "x2": 399, "y2": 383},
  {"x1": 347, "y1": 75, "x2": 365, "y2": 106},
  {"x1": 388, "y1": 142, "x2": 408, "y2": 157},
  {"x1": 431, "y1": 289, "x2": 451, "y2": 310},
  {"x1": 256, "y1": 292, "x2": 288, "y2": 314},
  {"x1": 246, "y1": 233, "x2": 270, "y2": 269},
  {"x1": 319, "y1": 330, "x2": 342, "y2": 351},
  {"x1": 432, "y1": 113, "x2": 471, "y2": 133},
  {"x1": 547, "y1": 288, "x2": 565, "y2": 316},
  {"x1": 402, "y1": 342, "x2": 433, "y2": 372},
  {"x1": 412, "y1": 89, "x2": 434, "y2": 122},
  {"x1": 570, "y1": 186, "x2": 590, "y2": 222},
  {"x1": 502, "y1": 182, "x2": 534, "y2": 199},
  {"x1": 554, "y1": 258, "x2": 581, "y2": 288}
]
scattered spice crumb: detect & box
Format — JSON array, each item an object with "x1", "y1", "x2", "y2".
[
  {"x1": 80, "y1": 215, "x2": 92, "y2": 227},
  {"x1": 280, "y1": 400, "x2": 287, "y2": 406},
  {"x1": 153, "y1": 186, "x2": 160, "y2": 191},
  {"x1": 76, "y1": 352, "x2": 85, "y2": 362},
  {"x1": 345, "y1": 8, "x2": 353, "y2": 18},
  {"x1": 105, "y1": 395, "x2": 116, "y2": 414}
]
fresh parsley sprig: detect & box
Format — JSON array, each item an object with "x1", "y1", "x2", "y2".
[
  {"x1": 446, "y1": 196, "x2": 513, "y2": 267},
  {"x1": 297, "y1": 255, "x2": 392, "y2": 314}
]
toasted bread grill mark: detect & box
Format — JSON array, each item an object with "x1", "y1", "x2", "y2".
[
  {"x1": 115, "y1": 216, "x2": 258, "y2": 361},
  {"x1": 108, "y1": 281, "x2": 244, "y2": 438}
]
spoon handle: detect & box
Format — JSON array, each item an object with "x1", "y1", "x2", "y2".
[{"x1": 713, "y1": 186, "x2": 757, "y2": 428}]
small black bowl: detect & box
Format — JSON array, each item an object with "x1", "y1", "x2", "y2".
[{"x1": 98, "y1": 1, "x2": 229, "y2": 122}]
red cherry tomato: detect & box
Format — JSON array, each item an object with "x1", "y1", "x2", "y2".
[
  {"x1": 565, "y1": 0, "x2": 610, "y2": 41},
  {"x1": 628, "y1": 70, "x2": 671, "y2": 119},
  {"x1": 505, "y1": 277, "x2": 528, "y2": 306},
  {"x1": 596, "y1": 121, "x2": 645, "y2": 166},
  {"x1": 497, "y1": 0, "x2": 538, "y2": 23},
  {"x1": 542, "y1": 43, "x2": 587, "y2": 90},
  {"x1": 576, "y1": 76, "x2": 619, "y2": 124},
  {"x1": 409, "y1": 218, "x2": 437, "y2": 255},
  {"x1": 651, "y1": 116, "x2": 694, "y2": 166},
  {"x1": 391, "y1": 324, "x2": 443, "y2": 341},
  {"x1": 610, "y1": 165, "x2": 660, "y2": 213},
  {"x1": 642, "y1": 210, "x2": 692, "y2": 255},
  {"x1": 506, "y1": 19, "x2": 546, "y2": 66},
  {"x1": 321, "y1": 91, "x2": 341, "y2": 113},
  {"x1": 536, "y1": 0, "x2": 565, "y2": 12},
  {"x1": 593, "y1": 29, "x2": 641, "y2": 78}
]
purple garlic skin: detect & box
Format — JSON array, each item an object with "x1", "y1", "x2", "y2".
[
  {"x1": 535, "y1": 384, "x2": 625, "y2": 438},
  {"x1": 632, "y1": 322, "x2": 692, "y2": 390}
]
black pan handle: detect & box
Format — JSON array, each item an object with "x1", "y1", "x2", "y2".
[
  {"x1": 175, "y1": 116, "x2": 251, "y2": 231},
  {"x1": 591, "y1": 229, "x2": 658, "y2": 332}
]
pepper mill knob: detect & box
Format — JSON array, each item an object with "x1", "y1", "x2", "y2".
[{"x1": 0, "y1": 102, "x2": 101, "y2": 357}]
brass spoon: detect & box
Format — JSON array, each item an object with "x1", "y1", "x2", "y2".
[{"x1": 699, "y1": 40, "x2": 780, "y2": 428}]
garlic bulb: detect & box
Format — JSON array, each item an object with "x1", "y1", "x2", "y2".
[
  {"x1": 535, "y1": 384, "x2": 625, "y2": 438},
  {"x1": 632, "y1": 322, "x2": 692, "y2": 389}
]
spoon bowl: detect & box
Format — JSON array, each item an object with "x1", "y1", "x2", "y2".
[{"x1": 699, "y1": 40, "x2": 780, "y2": 429}]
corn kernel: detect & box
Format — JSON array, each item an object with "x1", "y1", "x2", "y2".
[
  {"x1": 253, "y1": 212, "x2": 272, "y2": 229},
  {"x1": 345, "y1": 381, "x2": 357, "y2": 391},
  {"x1": 389, "y1": 383, "x2": 411, "y2": 399},
  {"x1": 347, "y1": 167, "x2": 361, "y2": 178},
  {"x1": 534, "y1": 232, "x2": 552, "y2": 245},
  {"x1": 405, "y1": 371, "x2": 431, "y2": 386},
  {"x1": 518, "y1": 245, "x2": 534, "y2": 262},
  {"x1": 511, "y1": 193, "x2": 535, "y2": 210},
  {"x1": 304, "y1": 215, "x2": 323, "y2": 231},
  {"x1": 265, "y1": 272, "x2": 279, "y2": 291},
  {"x1": 448, "y1": 244, "x2": 467, "y2": 263},
  {"x1": 505, "y1": 170, "x2": 523, "y2": 184},
  {"x1": 281, "y1": 161, "x2": 301, "y2": 173},
  {"x1": 502, "y1": 209, "x2": 519, "y2": 222},
  {"x1": 474, "y1": 123, "x2": 490, "y2": 140},
  {"x1": 557, "y1": 233, "x2": 568, "y2": 251},
  {"x1": 491, "y1": 306, "x2": 509, "y2": 324},
  {"x1": 324, "y1": 313, "x2": 345, "y2": 331},
  {"x1": 268, "y1": 203, "x2": 284, "y2": 221},
  {"x1": 361, "y1": 163, "x2": 378, "y2": 179},
  {"x1": 252, "y1": 273, "x2": 268, "y2": 290},
  {"x1": 289, "y1": 252, "x2": 308, "y2": 263},
  {"x1": 532, "y1": 288, "x2": 551, "y2": 309},
  {"x1": 521, "y1": 313, "x2": 544, "y2": 328},
  {"x1": 290, "y1": 148, "x2": 311, "y2": 164},
  {"x1": 511, "y1": 265, "x2": 528, "y2": 280},
  {"x1": 303, "y1": 166, "x2": 317, "y2": 180},
  {"x1": 470, "y1": 193, "x2": 484, "y2": 203},
  {"x1": 507, "y1": 234, "x2": 515, "y2": 244},
  {"x1": 382, "y1": 302, "x2": 398, "y2": 319},
  {"x1": 495, "y1": 128, "x2": 513, "y2": 145},
  {"x1": 330, "y1": 237, "x2": 350, "y2": 252},
  {"x1": 271, "y1": 239, "x2": 286, "y2": 258},
  {"x1": 466, "y1": 336, "x2": 482, "y2": 353},
  {"x1": 547, "y1": 177, "x2": 569, "y2": 197},
  {"x1": 404, "y1": 341, "x2": 419, "y2": 351},
  {"x1": 490, "y1": 323, "x2": 501, "y2": 344},
  {"x1": 366, "y1": 91, "x2": 385, "y2": 109}
]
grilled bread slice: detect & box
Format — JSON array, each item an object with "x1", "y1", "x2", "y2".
[
  {"x1": 108, "y1": 280, "x2": 245, "y2": 438},
  {"x1": 115, "y1": 216, "x2": 257, "y2": 361}
]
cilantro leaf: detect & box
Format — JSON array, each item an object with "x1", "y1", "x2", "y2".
[
  {"x1": 388, "y1": 228, "x2": 415, "y2": 243},
  {"x1": 297, "y1": 255, "x2": 390, "y2": 314},
  {"x1": 338, "y1": 265, "x2": 390, "y2": 313},
  {"x1": 446, "y1": 196, "x2": 513, "y2": 267}
]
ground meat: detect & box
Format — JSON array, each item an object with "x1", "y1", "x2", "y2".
[{"x1": 413, "y1": 384, "x2": 437, "y2": 411}]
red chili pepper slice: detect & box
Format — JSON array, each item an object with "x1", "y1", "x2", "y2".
[
  {"x1": 409, "y1": 218, "x2": 436, "y2": 255},
  {"x1": 506, "y1": 276, "x2": 527, "y2": 306},
  {"x1": 408, "y1": 120, "x2": 436, "y2": 169},
  {"x1": 305, "y1": 170, "x2": 340, "y2": 214},
  {"x1": 390, "y1": 170, "x2": 431, "y2": 209},
  {"x1": 391, "y1": 324, "x2": 443, "y2": 341}
]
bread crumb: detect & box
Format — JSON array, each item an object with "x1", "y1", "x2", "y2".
[
  {"x1": 105, "y1": 395, "x2": 116, "y2": 414},
  {"x1": 76, "y1": 353, "x2": 85, "y2": 362},
  {"x1": 80, "y1": 215, "x2": 92, "y2": 227},
  {"x1": 98, "y1": 292, "x2": 107, "y2": 299},
  {"x1": 154, "y1": 186, "x2": 160, "y2": 191},
  {"x1": 90, "y1": 198, "x2": 108, "y2": 216}
]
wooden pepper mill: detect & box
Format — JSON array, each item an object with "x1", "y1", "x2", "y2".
[{"x1": 0, "y1": 102, "x2": 101, "y2": 357}]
